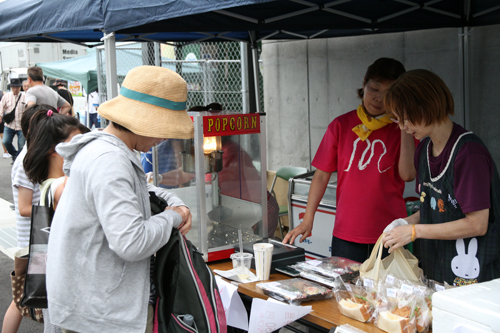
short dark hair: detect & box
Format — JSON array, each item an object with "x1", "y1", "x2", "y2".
[
  {"x1": 384, "y1": 69, "x2": 454, "y2": 126},
  {"x1": 21, "y1": 104, "x2": 58, "y2": 138},
  {"x1": 357, "y1": 58, "x2": 406, "y2": 99},
  {"x1": 28, "y1": 66, "x2": 44, "y2": 82},
  {"x1": 24, "y1": 110, "x2": 82, "y2": 184},
  {"x1": 111, "y1": 121, "x2": 132, "y2": 133}
]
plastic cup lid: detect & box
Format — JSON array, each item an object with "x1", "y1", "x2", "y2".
[
  {"x1": 253, "y1": 243, "x2": 274, "y2": 251},
  {"x1": 230, "y1": 252, "x2": 253, "y2": 259}
]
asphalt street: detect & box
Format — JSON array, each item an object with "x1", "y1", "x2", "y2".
[{"x1": 0, "y1": 147, "x2": 44, "y2": 332}]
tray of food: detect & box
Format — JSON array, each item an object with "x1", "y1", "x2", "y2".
[
  {"x1": 293, "y1": 257, "x2": 361, "y2": 282},
  {"x1": 256, "y1": 278, "x2": 332, "y2": 305}
]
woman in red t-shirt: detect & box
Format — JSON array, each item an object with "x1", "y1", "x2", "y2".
[{"x1": 283, "y1": 58, "x2": 416, "y2": 263}]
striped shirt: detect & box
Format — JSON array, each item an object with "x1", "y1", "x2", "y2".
[
  {"x1": 1, "y1": 91, "x2": 25, "y2": 131},
  {"x1": 11, "y1": 146, "x2": 40, "y2": 248}
]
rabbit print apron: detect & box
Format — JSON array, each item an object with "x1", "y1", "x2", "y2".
[{"x1": 417, "y1": 133, "x2": 500, "y2": 286}]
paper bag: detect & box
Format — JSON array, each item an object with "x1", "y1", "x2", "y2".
[{"x1": 359, "y1": 234, "x2": 421, "y2": 282}]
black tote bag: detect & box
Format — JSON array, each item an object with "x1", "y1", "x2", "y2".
[{"x1": 21, "y1": 187, "x2": 54, "y2": 308}]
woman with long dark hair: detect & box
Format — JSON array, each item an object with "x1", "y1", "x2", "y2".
[{"x1": 23, "y1": 109, "x2": 88, "y2": 332}]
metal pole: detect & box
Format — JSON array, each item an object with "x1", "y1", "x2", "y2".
[
  {"x1": 459, "y1": 0, "x2": 471, "y2": 129},
  {"x1": 154, "y1": 42, "x2": 161, "y2": 67},
  {"x1": 152, "y1": 143, "x2": 159, "y2": 186},
  {"x1": 152, "y1": 43, "x2": 163, "y2": 187},
  {"x1": 463, "y1": 27, "x2": 471, "y2": 128},
  {"x1": 260, "y1": 115, "x2": 268, "y2": 239},
  {"x1": 93, "y1": 48, "x2": 103, "y2": 129},
  {"x1": 249, "y1": 31, "x2": 261, "y2": 114},
  {"x1": 203, "y1": 60, "x2": 208, "y2": 106},
  {"x1": 103, "y1": 32, "x2": 118, "y2": 101},
  {"x1": 458, "y1": 27, "x2": 471, "y2": 129},
  {"x1": 240, "y1": 42, "x2": 250, "y2": 114},
  {"x1": 194, "y1": 116, "x2": 208, "y2": 259}
]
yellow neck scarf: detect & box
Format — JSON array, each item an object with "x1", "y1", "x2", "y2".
[{"x1": 352, "y1": 104, "x2": 392, "y2": 141}]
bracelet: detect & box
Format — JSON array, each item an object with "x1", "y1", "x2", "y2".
[{"x1": 411, "y1": 224, "x2": 416, "y2": 242}]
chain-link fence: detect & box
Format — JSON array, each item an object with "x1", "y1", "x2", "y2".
[{"x1": 96, "y1": 41, "x2": 264, "y2": 118}]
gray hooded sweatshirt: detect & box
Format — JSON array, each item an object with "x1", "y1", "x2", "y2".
[{"x1": 46, "y1": 131, "x2": 185, "y2": 333}]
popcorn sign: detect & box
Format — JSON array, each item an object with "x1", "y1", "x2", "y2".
[{"x1": 203, "y1": 113, "x2": 260, "y2": 136}]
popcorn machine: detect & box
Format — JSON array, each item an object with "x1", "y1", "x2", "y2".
[{"x1": 152, "y1": 111, "x2": 268, "y2": 261}]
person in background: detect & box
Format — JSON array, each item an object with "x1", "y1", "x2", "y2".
[
  {"x1": 382, "y1": 69, "x2": 500, "y2": 286},
  {"x1": 25, "y1": 67, "x2": 71, "y2": 115},
  {"x1": 24, "y1": 110, "x2": 88, "y2": 208},
  {"x1": 22, "y1": 80, "x2": 29, "y2": 93},
  {"x1": 144, "y1": 139, "x2": 186, "y2": 188},
  {"x1": 0, "y1": 89, "x2": 10, "y2": 159},
  {"x1": 52, "y1": 79, "x2": 75, "y2": 116},
  {"x1": 0, "y1": 109, "x2": 12, "y2": 158},
  {"x1": 87, "y1": 89, "x2": 100, "y2": 129},
  {"x1": 0, "y1": 121, "x2": 9, "y2": 158},
  {"x1": 46, "y1": 66, "x2": 193, "y2": 333},
  {"x1": 0, "y1": 78, "x2": 26, "y2": 164},
  {"x1": 23, "y1": 109, "x2": 89, "y2": 333},
  {"x1": 1, "y1": 104, "x2": 52, "y2": 333},
  {"x1": 283, "y1": 58, "x2": 416, "y2": 263},
  {"x1": 144, "y1": 103, "x2": 223, "y2": 188}
]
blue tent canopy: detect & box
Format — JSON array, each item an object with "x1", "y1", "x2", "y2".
[{"x1": 0, "y1": 0, "x2": 499, "y2": 44}]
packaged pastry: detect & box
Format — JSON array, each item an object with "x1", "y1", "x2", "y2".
[
  {"x1": 298, "y1": 271, "x2": 339, "y2": 289},
  {"x1": 414, "y1": 285, "x2": 433, "y2": 333},
  {"x1": 293, "y1": 257, "x2": 361, "y2": 282},
  {"x1": 376, "y1": 278, "x2": 419, "y2": 333},
  {"x1": 334, "y1": 283, "x2": 376, "y2": 323},
  {"x1": 256, "y1": 278, "x2": 332, "y2": 305},
  {"x1": 377, "y1": 308, "x2": 414, "y2": 333}
]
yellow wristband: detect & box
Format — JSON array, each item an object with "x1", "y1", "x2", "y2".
[{"x1": 411, "y1": 224, "x2": 416, "y2": 242}]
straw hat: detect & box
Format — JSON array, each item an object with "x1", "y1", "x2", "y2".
[{"x1": 98, "y1": 66, "x2": 194, "y2": 139}]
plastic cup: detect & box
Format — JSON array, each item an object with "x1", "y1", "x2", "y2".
[
  {"x1": 253, "y1": 243, "x2": 274, "y2": 281},
  {"x1": 230, "y1": 252, "x2": 253, "y2": 280}
]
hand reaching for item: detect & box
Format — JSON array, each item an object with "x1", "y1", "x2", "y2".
[
  {"x1": 165, "y1": 206, "x2": 192, "y2": 235},
  {"x1": 146, "y1": 172, "x2": 163, "y2": 184},
  {"x1": 382, "y1": 224, "x2": 413, "y2": 253},
  {"x1": 383, "y1": 218, "x2": 408, "y2": 233},
  {"x1": 282, "y1": 221, "x2": 313, "y2": 245}
]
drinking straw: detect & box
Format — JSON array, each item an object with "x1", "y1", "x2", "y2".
[{"x1": 238, "y1": 229, "x2": 243, "y2": 253}]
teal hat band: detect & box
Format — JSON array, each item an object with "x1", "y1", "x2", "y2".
[{"x1": 120, "y1": 86, "x2": 187, "y2": 111}]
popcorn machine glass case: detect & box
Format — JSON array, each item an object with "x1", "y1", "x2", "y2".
[{"x1": 154, "y1": 111, "x2": 268, "y2": 261}]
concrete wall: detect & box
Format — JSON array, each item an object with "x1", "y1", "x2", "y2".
[{"x1": 262, "y1": 24, "x2": 500, "y2": 171}]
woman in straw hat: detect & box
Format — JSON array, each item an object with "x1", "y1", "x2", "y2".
[{"x1": 45, "y1": 66, "x2": 194, "y2": 333}]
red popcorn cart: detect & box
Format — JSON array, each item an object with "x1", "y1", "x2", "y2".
[{"x1": 151, "y1": 111, "x2": 268, "y2": 261}]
